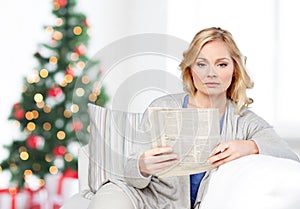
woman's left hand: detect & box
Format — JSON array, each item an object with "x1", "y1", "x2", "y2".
[{"x1": 208, "y1": 140, "x2": 259, "y2": 167}]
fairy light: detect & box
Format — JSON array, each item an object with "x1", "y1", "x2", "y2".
[
  {"x1": 55, "y1": 18, "x2": 64, "y2": 26},
  {"x1": 32, "y1": 110, "x2": 39, "y2": 119},
  {"x1": 70, "y1": 52, "x2": 79, "y2": 61},
  {"x1": 63, "y1": 110, "x2": 72, "y2": 118},
  {"x1": 49, "y1": 56, "x2": 58, "y2": 65},
  {"x1": 57, "y1": 131, "x2": 66, "y2": 140},
  {"x1": 45, "y1": 155, "x2": 52, "y2": 163},
  {"x1": 19, "y1": 146, "x2": 27, "y2": 152},
  {"x1": 73, "y1": 26, "x2": 82, "y2": 35},
  {"x1": 89, "y1": 93, "x2": 97, "y2": 102},
  {"x1": 27, "y1": 122, "x2": 36, "y2": 131},
  {"x1": 25, "y1": 111, "x2": 34, "y2": 120},
  {"x1": 24, "y1": 170, "x2": 33, "y2": 181},
  {"x1": 70, "y1": 104, "x2": 79, "y2": 113},
  {"x1": 34, "y1": 93, "x2": 43, "y2": 103},
  {"x1": 20, "y1": 151, "x2": 29, "y2": 160},
  {"x1": 46, "y1": 26, "x2": 54, "y2": 33},
  {"x1": 65, "y1": 74, "x2": 73, "y2": 83},
  {"x1": 43, "y1": 122, "x2": 52, "y2": 131},
  {"x1": 0, "y1": 166, "x2": 2, "y2": 172},
  {"x1": 64, "y1": 153, "x2": 73, "y2": 162},
  {"x1": 40, "y1": 69, "x2": 49, "y2": 78},
  {"x1": 53, "y1": 31, "x2": 63, "y2": 40},
  {"x1": 49, "y1": 166, "x2": 58, "y2": 174},
  {"x1": 40, "y1": 179, "x2": 45, "y2": 187},
  {"x1": 43, "y1": 105, "x2": 51, "y2": 113},
  {"x1": 75, "y1": 88, "x2": 85, "y2": 97},
  {"x1": 77, "y1": 61, "x2": 85, "y2": 69},
  {"x1": 81, "y1": 75, "x2": 90, "y2": 84},
  {"x1": 36, "y1": 101, "x2": 45, "y2": 109}
]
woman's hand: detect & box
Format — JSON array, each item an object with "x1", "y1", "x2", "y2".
[
  {"x1": 139, "y1": 146, "x2": 178, "y2": 177},
  {"x1": 208, "y1": 140, "x2": 259, "y2": 168}
]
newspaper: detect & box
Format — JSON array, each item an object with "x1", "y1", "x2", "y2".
[{"x1": 148, "y1": 107, "x2": 221, "y2": 178}]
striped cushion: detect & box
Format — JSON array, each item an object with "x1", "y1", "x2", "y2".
[{"x1": 87, "y1": 103, "x2": 143, "y2": 193}]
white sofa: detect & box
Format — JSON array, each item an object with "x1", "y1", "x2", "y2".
[
  {"x1": 62, "y1": 143, "x2": 300, "y2": 209},
  {"x1": 61, "y1": 145, "x2": 91, "y2": 209}
]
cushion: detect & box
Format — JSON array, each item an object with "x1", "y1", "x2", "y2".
[
  {"x1": 87, "y1": 103, "x2": 143, "y2": 193},
  {"x1": 200, "y1": 154, "x2": 300, "y2": 209}
]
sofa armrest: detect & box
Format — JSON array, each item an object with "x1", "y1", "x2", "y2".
[{"x1": 78, "y1": 145, "x2": 89, "y2": 193}]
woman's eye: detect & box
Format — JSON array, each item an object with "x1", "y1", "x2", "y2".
[
  {"x1": 197, "y1": 63, "x2": 207, "y2": 68},
  {"x1": 218, "y1": 63, "x2": 228, "y2": 68}
]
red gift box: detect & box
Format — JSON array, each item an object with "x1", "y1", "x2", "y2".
[
  {"x1": 0, "y1": 188, "x2": 29, "y2": 209},
  {"x1": 45, "y1": 169, "x2": 79, "y2": 209}
]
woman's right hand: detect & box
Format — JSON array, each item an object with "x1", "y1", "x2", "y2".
[{"x1": 139, "y1": 146, "x2": 178, "y2": 177}]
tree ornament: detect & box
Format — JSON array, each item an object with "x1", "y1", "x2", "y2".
[
  {"x1": 47, "y1": 87, "x2": 63, "y2": 97},
  {"x1": 26, "y1": 135, "x2": 45, "y2": 149},
  {"x1": 65, "y1": 68, "x2": 75, "y2": 78},
  {"x1": 83, "y1": 18, "x2": 90, "y2": 27},
  {"x1": 72, "y1": 120, "x2": 83, "y2": 132},
  {"x1": 58, "y1": 0, "x2": 68, "y2": 7},
  {"x1": 74, "y1": 45, "x2": 86, "y2": 56},
  {"x1": 14, "y1": 109, "x2": 25, "y2": 120},
  {"x1": 52, "y1": 146, "x2": 67, "y2": 157}
]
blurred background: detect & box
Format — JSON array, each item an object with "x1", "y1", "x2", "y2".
[{"x1": 0, "y1": 0, "x2": 299, "y2": 203}]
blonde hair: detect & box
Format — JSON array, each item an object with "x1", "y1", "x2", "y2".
[{"x1": 179, "y1": 27, "x2": 253, "y2": 113}]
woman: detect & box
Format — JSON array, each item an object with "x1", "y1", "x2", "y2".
[{"x1": 88, "y1": 27, "x2": 299, "y2": 209}]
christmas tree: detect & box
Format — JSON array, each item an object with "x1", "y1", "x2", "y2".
[{"x1": 0, "y1": 0, "x2": 108, "y2": 188}]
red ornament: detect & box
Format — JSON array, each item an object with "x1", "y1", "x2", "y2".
[
  {"x1": 52, "y1": 146, "x2": 67, "y2": 157},
  {"x1": 13, "y1": 103, "x2": 21, "y2": 110},
  {"x1": 65, "y1": 68, "x2": 75, "y2": 78},
  {"x1": 26, "y1": 135, "x2": 44, "y2": 149},
  {"x1": 72, "y1": 121, "x2": 83, "y2": 132},
  {"x1": 83, "y1": 19, "x2": 90, "y2": 27},
  {"x1": 58, "y1": 0, "x2": 67, "y2": 7},
  {"x1": 47, "y1": 87, "x2": 63, "y2": 97},
  {"x1": 14, "y1": 109, "x2": 25, "y2": 120},
  {"x1": 74, "y1": 45, "x2": 86, "y2": 56}
]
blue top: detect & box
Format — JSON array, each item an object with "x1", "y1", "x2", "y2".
[{"x1": 182, "y1": 95, "x2": 224, "y2": 207}]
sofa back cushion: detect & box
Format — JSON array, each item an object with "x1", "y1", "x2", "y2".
[{"x1": 88, "y1": 103, "x2": 143, "y2": 193}]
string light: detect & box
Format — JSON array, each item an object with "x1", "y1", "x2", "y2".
[
  {"x1": 27, "y1": 122, "x2": 36, "y2": 131},
  {"x1": 63, "y1": 110, "x2": 72, "y2": 118},
  {"x1": 46, "y1": 26, "x2": 54, "y2": 33},
  {"x1": 43, "y1": 122, "x2": 52, "y2": 131},
  {"x1": 64, "y1": 153, "x2": 73, "y2": 162},
  {"x1": 75, "y1": 88, "x2": 85, "y2": 97},
  {"x1": 70, "y1": 52, "x2": 79, "y2": 61},
  {"x1": 77, "y1": 61, "x2": 85, "y2": 69},
  {"x1": 25, "y1": 111, "x2": 34, "y2": 120},
  {"x1": 81, "y1": 75, "x2": 90, "y2": 84},
  {"x1": 52, "y1": 31, "x2": 63, "y2": 41},
  {"x1": 73, "y1": 26, "x2": 82, "y2": 35},
  {"x1": 57, "y1": 131, "x2": 66, "y2": 140},
  {"x1": 55, "y1": 18, "x2": 64, "y2": 26},
  {"x1": 49, "y1": 56, "x2": 58, "y2": 65},
  {"x1": 89, "y1": 93, "x2": 97, "y2": 102},
  {"x1": 70, "y1": 104, "x2": 79, "y2": 113},
  {"x1": 34, "y1": 93, "x2": 44, "y2": 103},
  {"x1": 49, "y1": 166, "x2": 58, "y2": 174},
  {"x1": 20, "y1": 151, "x2": 29, "y2": 161},
  {"x1": 65, "y1": 74, "x2": 73, "y2": 83},
  {"x1": 36, "y1": 101, "x2": 45, "y2": 109},
  {"x1": 40, "y1": 69, "x2": 49, "y2": 78}
]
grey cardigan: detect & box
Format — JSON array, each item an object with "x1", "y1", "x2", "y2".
[{"x1": 113, "y1": 93, "x2": 299, "y2": 209}]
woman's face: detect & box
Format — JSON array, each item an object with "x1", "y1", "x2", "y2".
[{"x1": 190, "y1": 40, "x2": 234, "y2": 98}]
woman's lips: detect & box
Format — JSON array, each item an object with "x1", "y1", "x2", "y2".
[{"x1": 204, "y1": 82, "x2": 220, "y2": 87}]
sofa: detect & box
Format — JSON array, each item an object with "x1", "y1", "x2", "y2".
[{"x1": 62, "y1": 141, "x2": 300, "y2": 209}]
